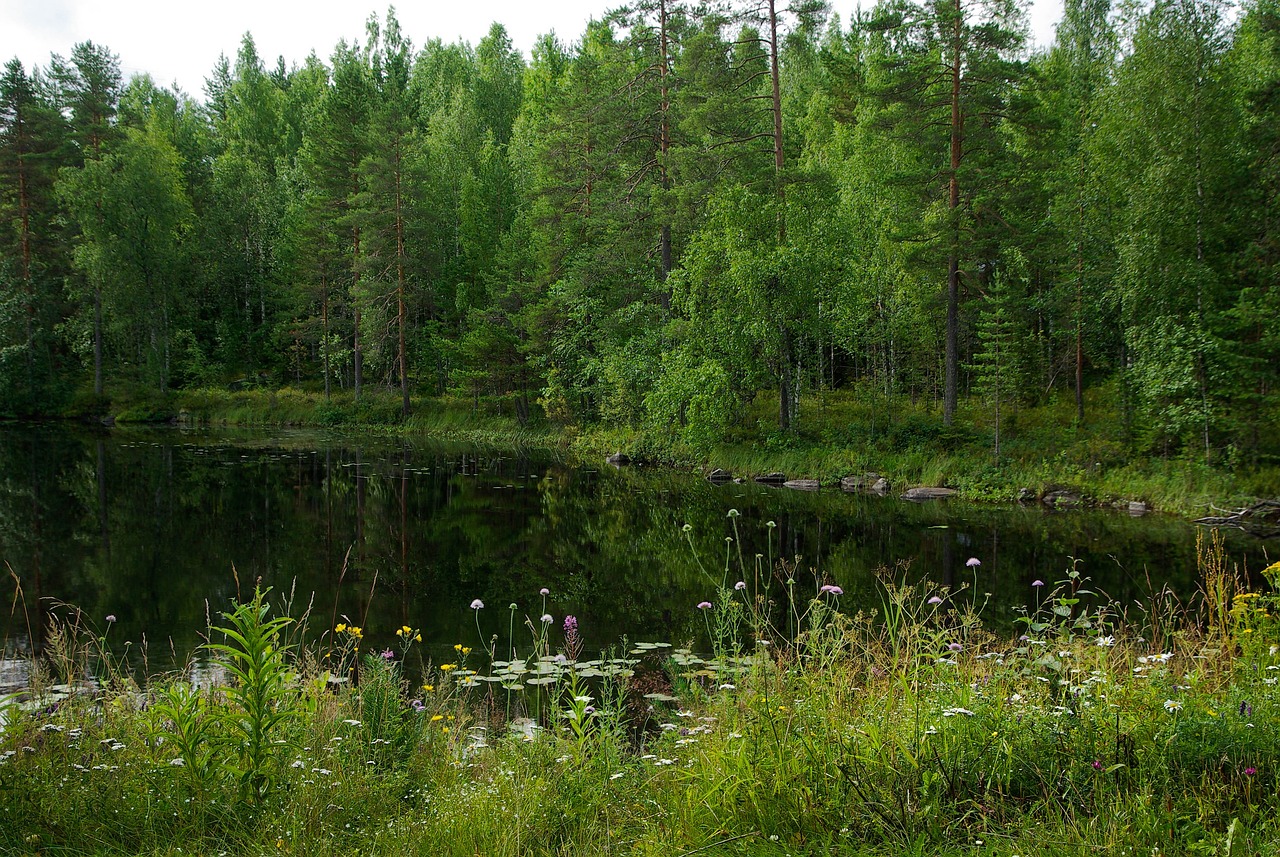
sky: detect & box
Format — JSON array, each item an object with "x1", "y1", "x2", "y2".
[{"x1": 1, "y1": 0, "x2": 1066, "y2": 100}]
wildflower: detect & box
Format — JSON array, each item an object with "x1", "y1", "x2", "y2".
[
  {"x1": 697, "y1": 601, "x2": 712, "y2": 610},
  {"x1": 1092, "y1": 760, "x2": 1102, "y2": 771},
  {"x1": 462, "y1": 647, "x2": 472, "y2": 655},
  {"x1": 1240, "y1": 701, "x2": 1253, "y2": 717},
  {"x1": 470, "y1": 599, "x2": 484, "y2": 610},
  {"x1": 335, "y1": 623, "x2": 347, "y2": 633},
  {"x1": 541, "y1": 614, "x2": 553, "y2": 624},
  {"x1": 540, "y1": 588, "x2": 550, "y2": 596},
  {"x1": 948, "y1": 642, "x2": 963, "y2": 652},
  {"x1": 440, "y1": 663, "x2": 457, "y2": 672},
  {"x1": 1163, "y1": 699, "x2": 1182, "y2": 713},
  {"x1": 735, "y1": 581, "x2": 747, "y2": 591},
  {"x1": 431, "y1": 715, "x2": 444, "y2": 722},
  {"x1": 727, "y1": 508, "x2": 740, "y2": 518},
  {"x1": 381, "y1": 649, "x2": 395, "y2": 661},
  {"x1": 820, "y1": 584, "x2": 844, "y2": 596},
  {"x1": 1032, "y1": 580, "x2": 1045, "y2": 588},
  {"x1": 966, "y1": 557, "x2": 981, "y2": 568},
  {"x1": 928, "y1": 596, "x2": 943, "y2": 605},
  {"x1": 682, "y1": 523, "x2": 693, "y2": 533},
  {"x1": 170, "y1": 758, "x2": 185, "y2": 767},
  {"x1": 564, "y1": 615, "x2": 578, "y2": 632},
  {"x1": 1245, "y1": 767, "x2": 1257, "y2": 776},
  {"x1": 422, "y1": 683, "x2": 434, "y2": 693},
  {"x1": 105, "y1": 614, "x2": 117, "y2": 623},
  {"x1": 1096, "y1": 636, "x2": 1115, "y2": 647}
]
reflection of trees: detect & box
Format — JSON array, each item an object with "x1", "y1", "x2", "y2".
[{"x1": 0, "y1": 425, "x2": 1271, "y2": 672}]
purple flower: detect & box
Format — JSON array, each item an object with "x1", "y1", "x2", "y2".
[
  {"x1": 947, "y1": 642, "x2": 963, "y2": 652},
  {"x1": 410, "y1": 699, "x2": 425, "y2": 712},
  {"x1": 381, "y1": 649, "x2": 395, "y2": 661},
  {"x1": 928, "y1": 596, "x2": 943, "y2": 605},
  {"x1": 734, "y1": 581, "x2": 747, "y2": 591},
  {"x1": 563, "y1": 615, "x2": 578, "y2": 633},
  {"x1": 1240, "y1": 701, "x2": 1253, "y2": 717},
  {"x1": 966, "y1": 557, "x2": 981, "y2": 568},
  {"x1": 1032, "y1": 580, "x2": 1045, "y2": 588},
  {"x1": 1244, "y1": 766, "x2": 1257, "y2": 776},
  {"x1": 820, "y1": 585, "x2": 844, "y2": 596},
  {"x1": 540, "y1": 588, "x2": 550, "y2": 596},
  {"x1": 1092, "y1": 760, "x2": 1102, "y2": 771},
  {"x1": 470, "y1": 599, "x2": 485, "y2": 610},
  {"x1": 697, "y1": 601, "x2": 713, "y2": 610},
  {"x1": 105, "y1": 614, "x2": 117, "y2": 623}
]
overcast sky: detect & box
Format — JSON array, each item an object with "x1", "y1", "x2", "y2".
[{"x1": 2, "y1": 1, "x2": 1066, "y2": 100}]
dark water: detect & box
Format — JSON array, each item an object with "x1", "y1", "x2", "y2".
[{"x1": 0, "y1": 424, "x2": 1274, "y2": 682}]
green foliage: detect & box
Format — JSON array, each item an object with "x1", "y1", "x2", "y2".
[{"x1": 203, "y1": 587, "x2": 299, "y2": 804}]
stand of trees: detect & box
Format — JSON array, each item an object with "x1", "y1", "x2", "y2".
[{"x1": 1, "y1": 1, "x2": 1278, "y2": 462}]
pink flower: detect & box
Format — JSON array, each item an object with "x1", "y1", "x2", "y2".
[
  {"x1": 470, "y1": 599, "x2": 485, "y2": 609},
  {"x1": 697, "y1": 601, "x2": 712, "y2": 610},
  {"x1": 1032, "y1": 580, "x2": 1045, "y2": 588},
  {"x1": 540, "y1": 588, "x2": 550, "y2": 596},
  {"x1": 966, "y1": 557, "x2": 981, "y2": 568},
  {"x1": 734, "y1": 581, "x2": 747, "y2": 591},
  {"x1": 928, "y1": 596, "x2": 943, "y2": 605},
  {"x1": 819, "y1": 585, "x2": 843, "y2": 596}
]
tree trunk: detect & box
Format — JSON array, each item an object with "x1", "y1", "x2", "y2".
[{"x1": 943, "y1": 0, "x2": 963, "y2": 427}]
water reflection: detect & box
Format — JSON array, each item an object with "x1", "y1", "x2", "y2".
[{"x1": 0, "y1": 424, "x2": 1271, "y2": 680}]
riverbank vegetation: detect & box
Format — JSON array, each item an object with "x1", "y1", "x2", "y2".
[
  {"x1": 3, "y1": 534, "x2": 1279, "y2": 855},
  {"x1": 3, "y1": 0, "x2": 1280, "y2": 499}
]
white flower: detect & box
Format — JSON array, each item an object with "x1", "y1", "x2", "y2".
[
  {"x1": 1163, "y1": 699, "x2": 1182, "y2": 713},
  {"x1": 1096, "y1": 636, "x2": 1115, "y2": 648},
  {"x1": 170, "y1": 758, "x2": 186, "y2": 767},
  {"x1": 541, "y1": 614, "x2": 553, "y2": 624}
]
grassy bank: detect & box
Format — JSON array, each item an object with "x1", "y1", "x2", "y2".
[
  {"x1": 131, "y1": 382, "x2": 1280, "y2": 519},
  {"x1": 2, "y1": 537, "x2": 1279, "y2": 855}
]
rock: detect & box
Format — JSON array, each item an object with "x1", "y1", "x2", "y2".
[
  {"x1": 754, "y1": 472, "x2": 787, "y2": 485},
  {"x1": 870, "y1": 477, "x2": 891, "y2": 494},
  {"x1": 783, "y1": 479, "x2": 820, "y2": 491},
  {"x1": 1016, "y1": 487, "x2": 1036, "y2": 503},
  {"x1": 1042, "y1": 490, "x2": 1083, "y2": 508},
  {"x1": 606, "y1": 452, "x2": 630, "y2": 466},
  {"x1": 902, "y1": 486, "x2": 957, "y2": 501},
  {"x1": 1128, "y1": 500, "x2": 1150, "y2": 516},
  {"x1": 706, "y1": 468, "x2": 733, "y2": 482},
  {"x1": 841, "y1": 472, "x2": 882, "y2": 492}
]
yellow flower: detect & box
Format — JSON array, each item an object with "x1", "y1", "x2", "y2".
[
  {"x1": 442, "y1": 726, "x2": 449, "y2": 734},
  {"x1": 335, "y1": 623, "x2": 347, "y2": 634},
  {"x1": 431, "y1": 715, "x2": 444, "y2": 722},
  {"x1": 454, "y1": 643, "x2": 463, "y2": 652},
  {"x1": 447, "y1": 714, "x2": 455, "y2": 721},
  {"x1": 415, "y1": 634, "x2": 422, "y2": 642},
  {"x1": 462, "y1": 647, "x2": 472, "y2": 655},
  {"x1": 440, "y1": 663, "x2": 457, "y2": 671},
  {"x1": 422, "y1": 683, "x2": 435, "y2": 693}
]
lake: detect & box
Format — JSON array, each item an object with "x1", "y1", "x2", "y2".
[{"x1": 0, "y1": 424, "x2": 1272, "y2": 686}]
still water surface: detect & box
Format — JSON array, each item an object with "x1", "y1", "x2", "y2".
[{"x1": 0, "y1": 424, "x2": 1272, "y2": 681}]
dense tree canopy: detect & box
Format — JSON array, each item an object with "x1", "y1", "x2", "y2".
[{"x1": 1, "y1": 2, "x2": 1278, "y2": 463}]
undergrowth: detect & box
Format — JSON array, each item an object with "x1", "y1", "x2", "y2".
[{"x1": 4, "y1": 532, "x2": 1278, "y2": 856}]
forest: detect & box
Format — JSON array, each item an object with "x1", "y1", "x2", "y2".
[{"x1": 1, "y1": 0, "x2": 1278, "y2": 466}]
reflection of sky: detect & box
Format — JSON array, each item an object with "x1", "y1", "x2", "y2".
[{"x1": 0, "y1": 424, "x2": 1272, "y2": 684}]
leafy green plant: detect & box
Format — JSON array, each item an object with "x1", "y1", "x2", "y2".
[{"x1": 204, "y1": 586, "x2": 300, "y2": 804}]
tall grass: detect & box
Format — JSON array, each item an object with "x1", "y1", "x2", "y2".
[{"x1": 4, "y1": 543, "x2": 1278, "y2": 854}]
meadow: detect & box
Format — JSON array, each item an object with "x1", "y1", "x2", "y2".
[{"x1": 2, "y1": 529, "x2": 1277, "y2": 856}]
